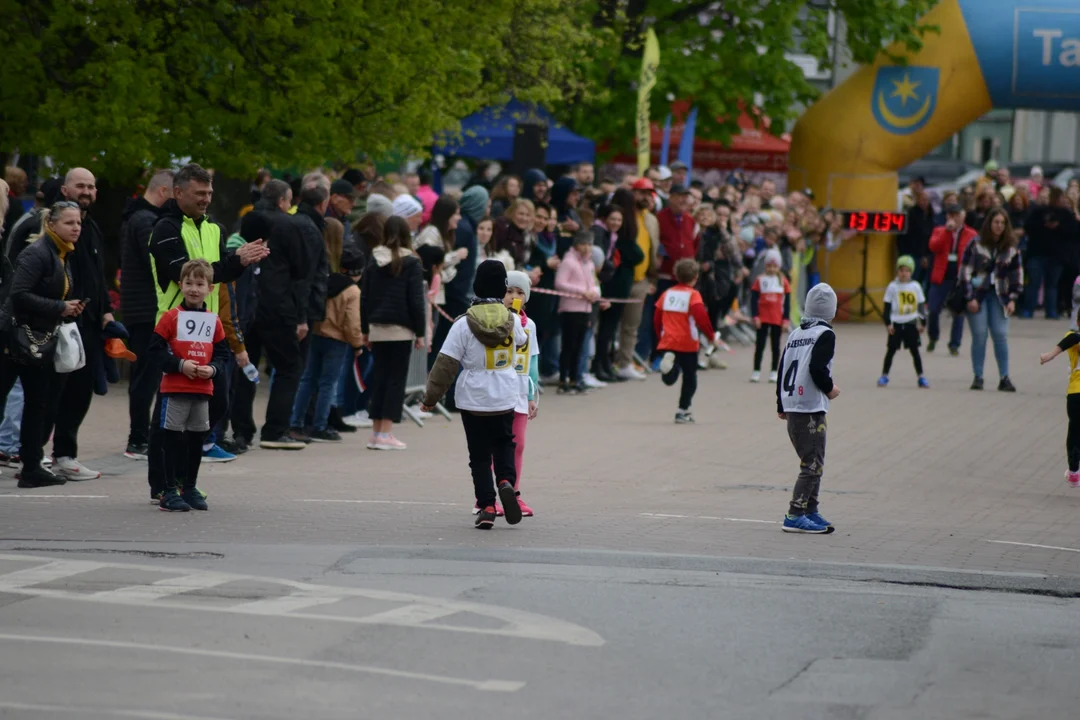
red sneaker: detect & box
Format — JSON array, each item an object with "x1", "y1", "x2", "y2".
[
  {"x1": 475, "y1": 506, "x2": 497, "y2": 529},
  {"x1": 473, "y1": 501, "x2": 504, "y2": 516},
  {"x1": 517, "y1": 497, "x2": 534, "y2": 517}
]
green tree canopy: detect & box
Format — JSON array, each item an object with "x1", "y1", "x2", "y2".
[
  {"x1": 0, "y1": 0, "x2": 594, "y2": 182},
  {"x1": 566, "y1": 0, "x2": 940, "y2": 153}
]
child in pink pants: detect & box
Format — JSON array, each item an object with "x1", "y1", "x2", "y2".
[{"x1": 505, "y1": 271, "x2": 540, "y2": 516}]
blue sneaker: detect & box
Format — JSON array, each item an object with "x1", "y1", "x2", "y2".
[
  {"x1": 918, "y1": 376, "x2": 930, "y2": 388},
  {"x1": 782, "y1": 514, "x2": 830, "y2": 534},
  {"x1": 877, "y1": 375, "x2": 889, "y2": 387},
  {"x1": 806, "y1": 511, "x2": 832, "y2": 528},
  {"x1": 202, "y1": 445, "x2": 236, "y2": 463},
  {"x1": 651, "y1": 357, "x2": 663, "y2": 373}
]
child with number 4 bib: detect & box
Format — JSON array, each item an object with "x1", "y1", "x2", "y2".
[
  {"x1": 776, "y1": 284, "x2": 840, "y2": 534},
  {"x1": 879, "y1": 255, "x2": 930, "y2": 388}
]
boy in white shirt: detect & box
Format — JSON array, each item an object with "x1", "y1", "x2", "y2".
[
  {"x1": 878, "y1": 256, "x2": 929, "y2": 388},
  {"x1": 422, "y1": 260, "x2": 529, "y2": 529}
]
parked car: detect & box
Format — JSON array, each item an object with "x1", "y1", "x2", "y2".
[
  {"x1": 1053, "y1": 167, "x2": 1079, "y2": 188},
  {"x1": 898, "y1": 159, "x2": 979, "y2": 188}
]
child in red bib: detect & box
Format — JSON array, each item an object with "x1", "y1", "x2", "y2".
[
  {"x1": 148, "y1": 259, "x2": 229, "y2": 512},
  {"x1": 654, "y1": 259, "x2": 716, "y2": 424},
  {"x1": 750, "y1": 249, "x2": 792, "y2": 383}
]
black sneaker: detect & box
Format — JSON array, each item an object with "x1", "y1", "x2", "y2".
[
  {"x1": 181, "y1": 488, "x2": 208, "y2": 511},
  {"x1": 556, "y1": 382, "x2": 572, "y2": 395},
  {"x1": 17, "y1": 466, "x2": 65, "y2": 488},
  {"x1": 572, "y1": 382, "x2": 590, "y2": 395},
  {"x1": 309, "y1": 428, "x2": 343, "y2": 443},
  {"x1": 675, "y1": 411, "x2": 694, "y2": 424},
  {"x1": 150, "y1": 489, "x2": 164, "y2": 505},
  {"x1": 124, "y1": 443, "x2": 149, "y2": 460},
  {"x1": 474, "y1": 505, "x2": 497, "y2": 529},
  {"x1": 259, "y1": 434, "x2": 306, "y2": 450},
  {"x1": 218, "y1": 437, "x2": 247, "y2": 455},
  {"x1": 327, "y1": 407, "x2": 357, "y2": 434},
  {"x1": 159, "y1": 489, "x2": 191, "y2": 512},
  {"x1": 288, "y1": 427, "x2": 312, "y2": 444},
  {"x1": 498, "y1": 480, "x2": 522, "y2": 525},
  {"x1": 970, "y1": 376, "x2": 984, "y2": 390},
  {"x1": 998, "y1": 376, "x2": 1016, "y2": 392},
  {"x1": 0, "y1": 452, "x2": 21, "y2": 468},
  {"x1": 949, "y1": 346, "x2": 960, "y2": 357},
  {"x1": 926, "y1": 339, "x2": 936, "y2": 353}
]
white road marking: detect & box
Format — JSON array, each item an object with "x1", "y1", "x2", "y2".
[
  {"x1": 987, "y1": 540, "x2": 1080, "y2": 553},
  {"x1": 298, "y1": 499, "x2": 462, "y2": 506},
  {"x1": 0, "y1": 700, "x2": 237, "y2": 720},
  {"x1": 0, "y1": 554, "x2": 604, "y2": 647},
  {"x1": 0, "y1": 633, "x2": 524, "y2": 692},
  {"x1": 640, "y1": 513, "x2": 779, "y2": 524},
  {"x1": 0, "y1": 494, "x2": 109, "y2": 499}
]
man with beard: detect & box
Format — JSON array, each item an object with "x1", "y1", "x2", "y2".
[
  {"x1": 145, "y1": 163, "x2": 269, "y2": 501},
  {"x1": 617, "y1": 178, "x2": 660, "y2": 380}
]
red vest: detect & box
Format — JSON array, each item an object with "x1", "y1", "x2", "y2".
[
  {"x1": 656, "y1": 208, "x2": 698, "y2": 277},
  {"x1": 154, "y1": 306, "x2": 224, "y2": 395}
]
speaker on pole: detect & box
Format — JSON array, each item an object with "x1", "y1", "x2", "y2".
[{"x1": 511, "y1": 123, "x2": 547, "y2": 177}]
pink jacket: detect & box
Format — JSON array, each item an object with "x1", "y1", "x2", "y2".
[{"x1": 554, "y1": 249, "x2": 597, "y2": 313}]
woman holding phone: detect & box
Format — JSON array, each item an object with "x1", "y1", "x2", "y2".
[{"x1": 1, "y1": 200, "x2": 86, "y2": 487}]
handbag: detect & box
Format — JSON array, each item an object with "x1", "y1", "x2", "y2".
[
  {"x1": 8, "y1": 317, "x2": 58, "y2": 366},
  {"x1": 54, "y1": 321, "x2": 86, "y2": 374},
  {"x1": 944, "y1": 279, "x2": 966, "y2": 315}
]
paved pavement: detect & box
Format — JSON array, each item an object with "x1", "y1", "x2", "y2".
[{"x1": 0, "y1": 317, "x2": 1078, "y2": 718}]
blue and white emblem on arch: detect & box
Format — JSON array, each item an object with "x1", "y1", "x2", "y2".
[{"x1": 871, "y1": 65, "x2": 940, "y2": 135}]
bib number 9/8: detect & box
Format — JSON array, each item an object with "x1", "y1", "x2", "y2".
[{"x1": 177, "y1": 311, "x2": 214, "y2": 342}]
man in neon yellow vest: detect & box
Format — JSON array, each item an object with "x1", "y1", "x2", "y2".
[{"x1": 144, "y1": 163, "x2": 269, "y2": 501}]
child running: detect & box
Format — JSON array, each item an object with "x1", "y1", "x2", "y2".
[
  {"x1": 1039, "y1": 312, "x2": 1080, "y2": 488},
  {"x1": 421, "y1": 260, "x2": 528, "y2": 529},
  {"x1": 655, "y1": 258, "x2": 715, "y2": 424},
  {"x1": 878, "y1": 255, "x2": 930, "y2": 388},
  {"x1": 750, "y1": 248, "x2": 791, "y2": 383},
  {"x1": 148, "y1": 259, "x2": 229, "y2": 512},
  {"x1": 776, "y1": 283, "x2": 840, "y2": 533},
  {"x1": 506, "y1": 270, "x2": 540, "y2": 515}
]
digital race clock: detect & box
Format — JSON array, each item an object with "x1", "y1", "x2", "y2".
[{"x1": 840, "y1": 211, "x2": 908, "y2": 234}]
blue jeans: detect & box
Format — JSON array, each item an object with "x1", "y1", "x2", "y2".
[
  {"x1": 1024, "y1": 255, "x2": 1063, "y2": 318},
  {"x1": 927, "y1": 282, "x2": 965, "y2": 350},
  {"x1": 289, "y1": 335, "x2": 348, "y2": 431},
  {"x1": 968, "y1": 292, "x2": 1010, "y2": 379},
  {"x1": 0, "y1": 379, "x2": 24, "y2": 455},
  {"x1": 577, "y1": 324, "x2": 594, "y2": 380}
]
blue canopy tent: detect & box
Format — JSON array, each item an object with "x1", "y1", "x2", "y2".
[{"x1": 434, "y1": 99, "x2": 595, "y2": 165}]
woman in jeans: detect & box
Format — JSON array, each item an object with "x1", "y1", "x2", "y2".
[
  {"x1": 360, "y1": 216, "x2": 426, "y2": 450},
  {"x1": 3, "y1": 201, "x2": 87, "y2": 487},
  {"x1": 961, "y1": 208, "x2": 1023, "y2": 392}
]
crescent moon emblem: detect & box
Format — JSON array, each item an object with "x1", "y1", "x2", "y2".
[{"x1": 877, "y1": 91, "x2": 932, "y2": 129}]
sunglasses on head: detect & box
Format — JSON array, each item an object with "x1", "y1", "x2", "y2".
[{"x1": 53, "y1": 201, "x2": 80, "y2": 210}]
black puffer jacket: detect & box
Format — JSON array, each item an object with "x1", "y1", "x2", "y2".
[
  {"x1": 8, "y1": 234, "x2": 70, "y2": 334},
  {"x1": 6, "y1": 208, "x2": 43, "y2": 267},
  {"x1": 360, "y1": 247, "x2": 425, "y2": 337},
  {"x1": 119, "y1": 196, "x2": 163, "y2": 325}
]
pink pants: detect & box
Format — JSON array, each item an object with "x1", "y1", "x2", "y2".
[{"x1": 494, "y1": 412, "x2": 528, "y2": 489}]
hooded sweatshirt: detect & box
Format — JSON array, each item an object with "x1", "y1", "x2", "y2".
[
  {"x1": 315, "y1": 272, "x2": 363, "y2": 348},
  {"x1": 422, "y1": 302, "x2": 528, "y2": 413}
]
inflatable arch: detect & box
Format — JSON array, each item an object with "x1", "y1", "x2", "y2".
[{"x1": 789, "y1": 0, "x2": 1080, "y2": 317}]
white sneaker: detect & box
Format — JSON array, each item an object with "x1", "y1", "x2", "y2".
[
  {"x1": 370, "y1": 434, "x2": 407, "y2": 451},
  {"x1": 659, "y1": 352, "x2": 676, "y2": 375},
  {"x1": 750, "y1": 371, "x2": 761, "y2": 383},
  {"x1": 616, "y1": 364, "x2": 646, "y2": 381},
  {"x1": 769, "y1": 370, "x2": 778, "y2": 383},
  {"x1": 51, "y1": 456, "x2": 100, "y2": 481},
  {"x1": 582, "y1": 373, "x2": 607, "y2": 389},
  {"x1": 343, "y1": 410, "x2": 373, "y2": 428}
]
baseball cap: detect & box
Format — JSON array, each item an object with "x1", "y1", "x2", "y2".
[
  {"x1": 657, "y1": 166, "x2": 673, "y2": 181},
  {"x1": 669, "y1": 161, "x2": 688, "y2": 172},
  {"x1": 670, "y1": 184, "x2": 692, "y2": 196},
  {"x1": 631, "y1": 177, "x2": 656, "y2": 192},
  {"x1": 945, "y1": 203, "x2": 964, "y2": 214},
  {"x1": 104, "y1": 338, "x2": 137, "y2": 362},
  {"x1": 329, "y1": 179, "x2": 356, "y2": 198}
]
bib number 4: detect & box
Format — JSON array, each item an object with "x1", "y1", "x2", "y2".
[{"x1": 782, "y1": 361, "x2": 803, "y2": 396}]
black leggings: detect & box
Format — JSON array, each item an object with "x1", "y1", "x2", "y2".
[
  {"x1": 460, "y1": 410, "x2": 516, "y2": 508},
  {"x1": 592, "y1": 304, "x2": 623, "y2": 375},
  {"x1": 164, "y1": 430, "x2": 208, "y2": 492},
  {"x1": 1068, "y1": 394, "x2": 1080, "y2": 473},
  {"x1": 661, "y1": 351, "x2": 699, "y2": 410},
  {"x1": 368, "y1": 340, "x2": 412, "y2": 423},
  {"x1": 754, "y1": 324, "x2": 782, "y2": 372},
  {"x1": 883, "y1": 323, "x2": 924, "y2": 376},
  {"x1": 559, "y1": 312, "x2": 590, "y2": 384}
]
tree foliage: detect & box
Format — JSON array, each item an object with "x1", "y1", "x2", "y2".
[
  {"x1": 565, "y1": 0, "x2": 940, "y2": 153},
  {"x1": 0, "y1": 0, "x2": 594, "y2": 182}
]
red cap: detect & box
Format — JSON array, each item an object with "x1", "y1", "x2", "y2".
[{"x1": 631, "y1": 177, "x2": 656, "y2": 192}]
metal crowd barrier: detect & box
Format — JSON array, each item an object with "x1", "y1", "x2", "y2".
[{"x1": 401, "y1": 282, "x2": 451, "y2": 428}]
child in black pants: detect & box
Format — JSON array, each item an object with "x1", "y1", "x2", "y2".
[
  {"x1": 750, "y1": 249, "x2": 791, "y2": 383},
  {"x1": 878, "y1": 255, "x2": 929, "y2": 388},
  {"x1": 148, "y1": 260, "x2": 229, "y2": 512},
  {"x1": 655, "y1": 259, "x2": 716, "y2": 424}
]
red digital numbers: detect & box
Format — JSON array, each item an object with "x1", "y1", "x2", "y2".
[{"x1": 843, "y1": 211, "x2": 907, "y2": 234}]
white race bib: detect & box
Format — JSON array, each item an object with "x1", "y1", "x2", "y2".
[
  {"x1": 662, "y1": 289, "x2": 691, "y2": 314},
  {"x1": 177, "y1": 311, "x2": 216, "y2": 342}
]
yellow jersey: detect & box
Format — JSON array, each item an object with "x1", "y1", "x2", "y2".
[{"x1": 1062, "y1": 332, "x2": 1080, "y2": 394}]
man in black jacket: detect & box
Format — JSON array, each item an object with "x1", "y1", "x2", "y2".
[{"x1": 120, "y1": 169, "x2": 174, "y2": 459}]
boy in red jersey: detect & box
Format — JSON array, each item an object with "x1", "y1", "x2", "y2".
[
  {"x1": 654, "y1": 258, "x2": 716, "y2": 424},
  {"x1": 148, "y1": 259, "x2": 229, "y2": 512},
  {"x1": 750, "y1": 249, "x2": 792, "y2": 383}
]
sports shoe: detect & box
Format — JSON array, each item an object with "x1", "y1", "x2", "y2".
[
  {"x1": 805, "y1": 511, "x2": 832, "y2": 528},
  {"x1": 1066, "y1": 470, "x2": 1080, "y2": 488},
  {"x1": 616, "y1": 364, "x2": 646, "y2": 381},
  {"x1": 572, "y1": 382, "x2": 590, "y2": 395},
  {"x1": 948, "y1": 346, "x2": 960, "y2": 357},
  {"x1": 342, "y1": 410, "x2": 374, "y2": 429},
  {"x1": 517, "y1": 496, "x2": 534, "y2": 517},
  {"x1": 472, "y1": 501, "x2": 504, "y2": 516},
  {"x1": 0, "y1": 452, "x2": 21, "y2": 468},
  {"x1": 52, "y1": 457, "x2": 100, "y2": 481},
  {"x1": 498, "y1": 480, "x2": 522, "y2": 525},
  {"x1": 181, "y1": 488, "x2": 208, "y2": 511},
  {"x1": 17, "y1": 466, "x2": 65, "y2": 489},
  {"x1": 877, "y1": 375, "x2": 889, "y2": 387},
  {"x1": 918, "y1": 376, "x2": 930, "y2": 388},
  {"x1": 674, "y1": 410, "x2": 694, "y2": 424},
  {"x1": 150, "y1": 490, "x2": 164, "y2": 505},
  {"x1": 124, "y1": 443, "x2": 149, "y2": 460},
  {"x1": 159, "y1": 489, "x2": 191, "y2": 512},
  {"x1": 582, "y1": 373, "x2": 606, "y2": 389},
  {"x1": 750, "y1": 370, "x2": 761, "y2": 383},
  {"x1": 309, "y1": 428, "x2": 342, "y2": 443},
  {"x1": 369, "y1": 433, "x2": 407, "y2": 451},
  {"x1": 219, "y1": 437, "x2": 248, "y2": 455},
  {"x1": 998, "y1": 376, "x2": 1016, "y2": 392},
  {"x1": 659, "y1": 352, "x2": 676, "y2": 375},
  {"x1": 288, "y1": 427, "x2": 312, "y2": 444},
  {"x1": 202, "y1": 444, "x2": 236, "y2": 463},
  {"x1": 970, "y1": 376, "x2": 984, "y2": 391},
  {"x1": 768, "y1": 370, "x2": 778, "y2": 383},
  {"x1": 926, "y1": 339, "x2": 936, "y2": 352},
  {"x1": 475, "y1": 505, "x2": 497, "y2": 529},
  {"x1": 781, "y1": 514, "x2": 831, "y2": 534},
  {"x1": 259, "y1": 434, "x2": 306, "y2": 450},
  {"x1": 327, "y1": 407, "x2": 358, "y2": 434}
]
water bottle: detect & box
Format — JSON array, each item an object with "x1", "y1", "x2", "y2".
[{"x1": 242, "y1": 363, "x2": 260, "y2": 384}]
